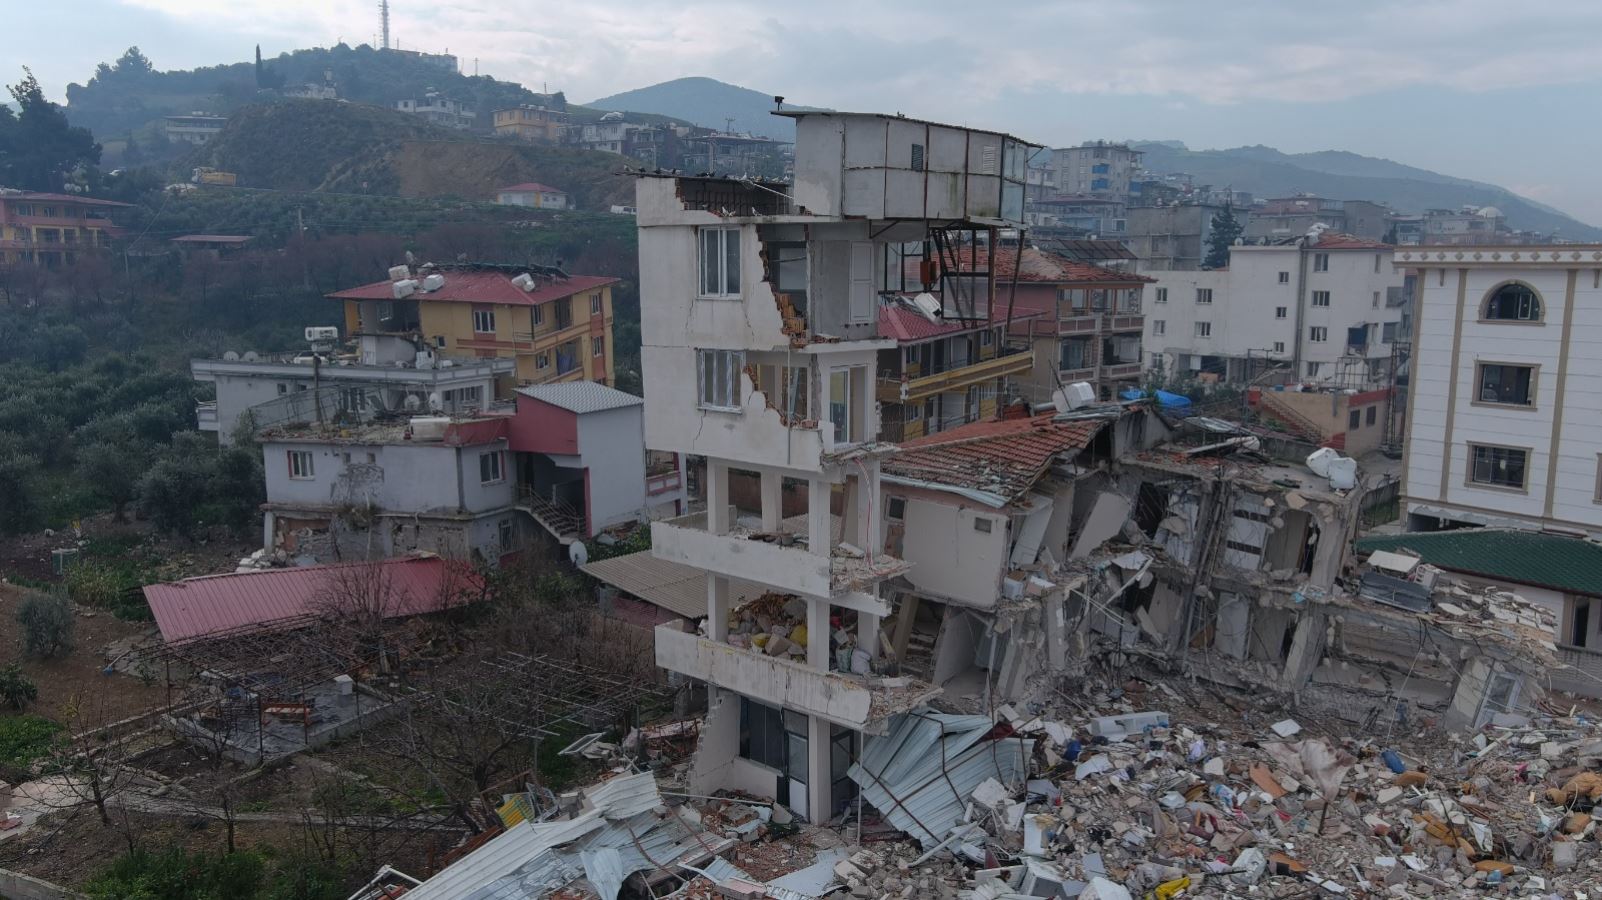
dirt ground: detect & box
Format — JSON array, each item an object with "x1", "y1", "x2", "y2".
[
  {"x1": 0, "y1": 584, "x2": 169, "y2": 719},
  {"x1": 0, "y1": 513, "x2": 257, "y2": 586}
]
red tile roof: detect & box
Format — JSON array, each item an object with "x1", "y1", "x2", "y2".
[
  {"x1": 909, "y1": 247, "x2": 1153, "y2": 286},
  {"x1": 0, "y1": 191, "x2": 133, "y2": 207},
  {"x1": 885, "y1": 413, "x2": 1108, "y2": 502},
  {"x1": 143, "y1": 556, "x2": 482, "y2": 644},
  {"x1": 499, "y1": 182, "x2": 567, "y2": 194},
  {"x1": 329, "y1": 271, "x2": 618, "y2": 307},
  {"x1": 1313, "y1": 232, "x2": 1391, "y2": 250}
]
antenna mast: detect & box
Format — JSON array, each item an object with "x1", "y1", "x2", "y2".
[{"x1": 380, "y1": 0, "x2": 391, "y2": 50}]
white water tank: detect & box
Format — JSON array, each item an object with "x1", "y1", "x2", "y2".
[
  {"x1": 304, "y1": 326, "x2": 339, "y2": 342},
  {"x1": 392, "y1": 279, "x2": 417, "y2": 299},
  {"x1": 1061, "y1": 382, "x2": 1095, "y2": 410},
  {"x1": 511, "y1": 273, "x2": 536, "y2": 292},
  {"x1": 387, "y1": 264, "x2": 411, "y2": 281},
  {"x1": 422, "y1": 273, "x2": 445, "y2": 292},
  {"x1": 409, "y1": 416, "x2": 450, "y2": 441}
]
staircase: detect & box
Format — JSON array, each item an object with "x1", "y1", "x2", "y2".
[
  {"x1": 1255, "y1": 391, "x2": 1338, "y2": 448},
  {"x1": 520, "y1": 489, "x2": 585, "y2": 543},
  {"x1": 900, "y1": 629, "x2": 938, "y2": 681}
]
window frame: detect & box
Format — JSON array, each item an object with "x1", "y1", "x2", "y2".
[
  {"x1": 472, "y1": 307, "x2": 497, "y2": 334},
  {"x1": 1154, "y1": 287, "x2": 1168, "y2": 304},
  {"x1": 1473, "y1": 361, "x2": 1538, "y2": 409},
  {"x1": 1480, "y1": 282, "x2": 1544, "y2": 324},
  {"x1": 1313, "y1": 252, "x2": 1329, "y2": 272},
  {"x1": 479, "y1": 450, "x2": 506, "y2": 485},
  {"x1": 697, "y1": 227, "x2": 742, "y2": 299},
  {"x1": 1278, "y1": 271, "x2": 1289, "y2": 284},
  {"x1": 696, "y1": 348, "x2": 745, "y2": 412},
  {"x1": 287, "y1": 450, "x2": 315, "y2": 480},
  {"x1": 589, "y1": 292, "x2": 603, "y2": 315},
  {"x1": 1195, "y1": 288, "x2": 1212, "y2": 304},
  {"x1": 1467, "y1": 442, "x2": 1531, "y2": 493},
  {"x1": 1273, "y1": 341, "x2": 1285, "y2": 354},
  {"x1": 1275, "y1": 306, "x2": 1287, "y2": 319},
  {"x1": 1311, "y1": 290, "x2": 1331, "y2": 308},
  {"x1": 1348, "y1": 409, "x2": 1361, "y2": 430},
  {"x1": 592, "y1": 336, "x2": 605, "y2": 357},
  {"x1": 1152, "y1": 320, "x2": 1166, "y2": 336},
  {"x1": 1194, "y1": 321, "x2": 1211, "y2": 338},
  {"x1": 1309, "y1": 326, "x2": 1328, "y2": 343}
]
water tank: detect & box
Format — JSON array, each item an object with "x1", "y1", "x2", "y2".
[
  {"x1": 388, "y1": 264, "x2": 411, "y2": 281},
  {"x1": 409, "y1": 416, "x2": 450, "y2": 441},
  {"x1": 304, "y1": 326, "x2": 339, "y2": 342},
  {"x1": 222, "y1": 350, "x2": 240, "y2": 361},
  {"x1": 1062, "y1": 382, "x2": 1096, "y2": 410},
  {"x1": 392, "y1": 279, "x2": 417, "y2": 299},
  {"x1": 511, "y1": 273, "x2": 536, "y2": 292},
  {"x1": 421, "y1": 273, "x2": 445, "y2": 292}
]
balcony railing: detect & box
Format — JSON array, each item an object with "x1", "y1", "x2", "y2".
[
  {"x1": 652, "y1": 511, "x2": 910, "y2": 597},
  {"x1": 645, "y1": 469, "x2": 682, "y2": 497},
  {"x1": 876, "y1": 347, "x2": 1034, "y2": 404},
  {"x1": 1103, "y1": 313, "x2": 1144, "y2": 332},
  {"x1": 196, "y1": 401, "x2": 218, "y2": 431},
  {"x1": 1102, "y1": 362, "x2": 1142, "y2": 379}
]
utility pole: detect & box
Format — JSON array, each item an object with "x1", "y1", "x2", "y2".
[{"x1": 296, "y1": 207, "x2": 309, "y2": 290}]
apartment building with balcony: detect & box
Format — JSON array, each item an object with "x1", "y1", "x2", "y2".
[
  {"x1": 873, "y1": 305, "x2": 1031, "y2": 441},
  {"x1": 987, "y1": 247, "x2": 1153, "y2": 401},
  {"x1": 1396, "y1": 244, "x2": 1602, "y2": 540},
  {"x1": 638, "y1": 109, "x2": 1037, "y2": 822},
  {"x1": 1052, "y1": 141, "x2": 1142, "y2": 199},
  {"x1": 163, "y1": 113, "x2": 227, "y2": 144},
  {"x1": 492, "y1": 105, "x2": 568, "y2": 143},
  {"x1": 0, "y1": 191, "x2": 130, "y2": 267},
  {"x1": 1143, "y1": 232, "x2": 1409, "y2": 385},
  {"x1": 395, "y1": 95, "x2": 476, "y2": 130},
  {"x1": 329, "y1": 263, "x2": 617, "y2": 387}
]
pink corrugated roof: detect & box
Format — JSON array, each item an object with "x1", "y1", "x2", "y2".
[{"x1": 143, "y1": 556, "x2": 481, "y2": 644}]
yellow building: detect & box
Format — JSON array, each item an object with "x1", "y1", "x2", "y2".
[
  {"x1": 493, "y1": 106, "x2": 568, "y2": 144},
  {"x1": 332, "y1": 265, "x2": 618, "y2": 386},
  {"x1": 0, "y1": 192, "x2": 130, "y2": 267}
]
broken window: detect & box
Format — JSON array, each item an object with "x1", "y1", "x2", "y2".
[
  {"x1": 698, "y1": 227, "x2": 742, "y2": 297},
  {"x1": 1477, "y1": 363, "x2": 1534, "y2": 406},
  {"x1": 767, "y1": 241, "x2": 809, "y2": 315},
  {"x1": 697, "y1": 349, "x2": 744, "y2": 411}
]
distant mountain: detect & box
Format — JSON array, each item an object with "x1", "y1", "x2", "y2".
[
  {"x1": 1130, "y1": 142, "x2": 1600, "y2": 239},
  {"x1": 587, "y1": 77, "x2": 803, "y2": 140}
]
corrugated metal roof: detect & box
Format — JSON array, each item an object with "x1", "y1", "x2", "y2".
[
  {"x1": 142, "y1": 557, "x2": 480, "y2": 644},
  {"x1": 517, "y1": 381, "x2": 643, "y2": 415},
  {"x1": 581, "y1": 551, "x2": 768, "y2": 620},
  {"x1": 884, "y1": 414, "x2": 1107, "y2": 504},
  {"x1": 849, "y1": 711, "x2": 1032, "y2": 849}
]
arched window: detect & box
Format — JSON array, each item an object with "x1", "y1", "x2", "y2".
[{"x1": 1482, "y1": 283, "x2": 1542, "y2": 322}]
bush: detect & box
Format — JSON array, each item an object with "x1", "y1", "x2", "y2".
[
  {"x1": 0, "y1": 665, "x2": 38, "y2": 711},
  {"x1": 0, "y1": 714, "x2": 61, "y2": 768},
  {"x1": 85, "y1": 847, "x2": 347, "y2": 900},
  {"x1": 0, "y1": 453, "x2": 43, "y2": 535},
  {"x1": 64, "y1": 560, "x2": 152, "y2": 622},
  {"x1": 16, "y1": 591, "x2": 75, "y2": 658}
]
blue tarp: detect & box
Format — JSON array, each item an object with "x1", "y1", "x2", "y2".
[
  {"x1": 1155, "y1": 390, "x2": 1193, "y2": 408},
  {"x1": 1119, "y1": 388, "x2": 1147, "y2": 401}
]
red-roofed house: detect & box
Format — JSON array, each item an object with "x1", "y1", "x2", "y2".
[
  {"x1": 330, "y1": 264, "x2": 619, "y2": 386},
  {"x1": 495, "y1": 182, "x2": 570, "y2": 209}
]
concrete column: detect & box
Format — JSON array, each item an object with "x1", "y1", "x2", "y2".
[
  {"x1": 808, "y1": 477, "x2": 832, "y2": 555},
  {"x1": 807, "y1": 598, "x2": 830, "y2": 671},
  {"x1": 707, "y1": 459, "x2": 730, "y2": 535},
  {"x1": 806, "y1": 714, "x2": 832, "y2": 824},
  {"x1": 262, "y1": 510, "x2": 276, "y2": 553},
  {"x1": 857, "y1": 465, "x2": 881, "y2": 552},
  {"x1": 760, "y1": 468, "x2": 783, "y2": 532},
  {"x1": 858, "y1": 611, "x2": 881, "y2": 664},
  {"x1": 708, "y1": 575, "x2": 731, "y2": 642},
  {"x1": 1279, "y1": 610, "x2": 1328, "y2": 692}
]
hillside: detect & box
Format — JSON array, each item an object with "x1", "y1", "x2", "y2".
[
  {"x1": 182, "y1": 101, "x2": 634, "y2": 208},
  {"x1": 1133, "y1": 142, "x2": 1601, "y2": 239},
  {"x1": 588, "y1": 77, "x2": 801, "y2": 140}
]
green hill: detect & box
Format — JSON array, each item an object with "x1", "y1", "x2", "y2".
[
  {"x1": 1133, "y1": 142, "x2": 1601, "y2": 238},
  {"x1": 588, "y1": 76, "x2": 804, "y2": 140}
]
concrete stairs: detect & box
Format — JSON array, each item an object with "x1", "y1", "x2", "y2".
[
  {"x1": 1255, "y1": 391, "x2": 1340, "y2": 448},
  {"x1": 520, "y1": 490, "x2": 585, "y2": 544}
]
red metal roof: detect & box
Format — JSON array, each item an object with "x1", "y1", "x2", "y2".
[
  {"x1": 1313, "y1": 232, "x2": 1392, "y2": 250},
  {"x1": 499, "y1": 182, "x2": 566, "y2": 194},
  {"x1": 885, "y1": 413, "x2": 1108, "y2": 502},
  {"x1": 329, "y1": 271, "x2": 618, "y2": 308},
  {"x1": 0, "y1": 191, "x2": 133, "y2": 207},
  {"x1": 171, "y1": 234, "x2": 252, "y2": 244},
  {"x1": 143, "y1": 556, "x2": 482, "y2": 644}
]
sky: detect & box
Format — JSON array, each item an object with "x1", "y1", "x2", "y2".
[{"x1": 12, "y1": 0, "x2": 1602, "y2": 224}]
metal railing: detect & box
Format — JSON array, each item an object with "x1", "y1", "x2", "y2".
[
  {"x1": 521, "y1": 487, "x2": 585, "y2": 537},
  {"x1": 876, "y1": 347, "x2": 1034, "y2": 403}
]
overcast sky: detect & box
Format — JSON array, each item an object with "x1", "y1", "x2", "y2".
[{"x1": 15, "y1": 0, "x2": 1602, "y2": 224}]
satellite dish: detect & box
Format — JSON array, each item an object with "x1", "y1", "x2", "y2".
[
  {"x1": 241, "y1": 351, "x2": 260, "y2": 362},
  {"x1": 222, "y1": 350, "x2": 240, "y2": 361}
]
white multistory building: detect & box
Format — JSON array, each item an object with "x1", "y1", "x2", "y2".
[
  {"x1": 1144, "y1": 232, "x2": 1411, "y2": 385},
  {"x1": 637, "y1": 110, "x2": 1036, "y2": 822},
  {"x1": 1398, "y1": 244, "x2": 1602, "y2": 538}
]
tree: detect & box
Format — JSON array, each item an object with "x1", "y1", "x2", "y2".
[
  {"x1": 77, "y1": 440, "x2": 150, "y2": 521},
  {"x1": 0, "y1": 453, "x2": 43, "y2": 535},
  {"x1": 137, "y1": 456, "x2": 208, "y2": 536},
  {"x1": 0, "y1": 69, "x2": 102, "y2": 191},
  {"x1": 1204, "y1": 204, "x2": 1244, "y2": 269},
  {"x1": 0, "y1": 665, "x2": 38, "y2": 711},
  {"x1": 17, "y1": 591, "x2": 75, "y2": 658}
]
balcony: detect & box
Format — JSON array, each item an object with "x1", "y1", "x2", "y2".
[
  {"x1": 653, "y1": 624, "x2": 937, "y2": 732},
  {"x1": 876, "y1": 348, "x2": 1034, "y2": 404},
  {"x1": 645, "y1": 468, "x2": 682, "y2": 497},
  {"x1": 196, "y1": 401, "x2": 218, "y2": 431},
  {"x1": 1058, "y1": 315, "x2": 1101, "y2": 334},
  {"x1": 1059, "y1": 366, "x2": 1097, "y2": 383},
  {"x1": 1102, "y1": 362, "x2": 1142, "y2": 379},
  {"x1": 651, "y1": 511, "x2": 910, "y2": 598},
  {"x1": 1102, "y1": 313, "x2": 1144, "y2": 332}
]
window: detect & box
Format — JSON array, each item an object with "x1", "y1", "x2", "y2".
[
  {"x1": 1309, "y1": 326, "x2": 1328, "y2": 342},
  {"x1": 1382, "y1": 322, "x2": 1399, "y2": 343},
  {"x1": 277, "y1": 383, "x2": 289, "y2": 395},
  {"x1": 287, "y1": 450, "x2": 315, "y2": 480},
  {"x1": 1313, "y1": 253, "x2": 1329, "y2": 272},
  {"x1": 1273, "y1": 341, "x2": 1285, "y2": 354},
  {"x1": 697, "y1": 349, "x2": 744, "y2": 411},
  {"x1": 1374, "y1": 254, "x2": 1382, "y2": 273},
  {"x1": 12, "y1": 204, "x2": 32, "y2": 216},
  {"x1": 1154, "y1": 288, "x2": 1167, "y2": 303},
  {"x1": 555, "y1": 300, "x2": 573, "y2": 330},
  {"x1": 1060, "y1": 337, "x2": 1091, "y2": 370},
  {"x1": 435, "y1": 335, "x2": 447, "y2": 348},
  {"x1": 886, "y1": 497, "x2": 906, "y2": 521},
  {"x1": 1306, "y1": 362, "x2": 1321, "y2": 377},
  {"x1": 1476, "y1": 363, "x2": 1534, "y2": 406},
  {"x1": 698, "y1": 227, "x2": 741, "y2": 297},
  {"x1": 479, "y1": 450, "x2": 505, "y2": 485},
  {"x1": 738, "y1": 698, "x2": 789, "y2": 772},
  {"x1": 1278, "y1": 271, "x2": 1289, "y2": 284},
  {"x1": 1470, "y1": 444, "x2": 1528, "y2": 490},
  {"x1": 1195, "y1": 288, "x2": 1213, "y2": 304},
  {"x1": 1275, "y1": 306, "x2": 1287, "y2": 319},
  {"x1": 536, "y1": 352, "x2": 550, "y2": 370},
  {"x1": 1372, "y1": 290, "x2": 1381, "y2": 308},
  {"x1": 531, "y1": 306, "x2": 544, "y2": 327},
  {"x1": 1482, "y1": 283, "x2": 1542, "y2": 322},
  {"x1": 472, "y1": 308, "x2": 496, "y2": 333},
  {"x1": 980, "y1": 330, "x2": 994, "y2": 347},
  {"x1": 1194, "y1": 321, "x2": 1211, "y2": 338},
  {"x1": 1366, "y1": 406, "x2": 1377, "y2": 426},
  {"x1": 910, "y1": 143, "x2": 925, "y2": 172},
  {"x1": 1152, "y1": 320, "x2": 1166, "y2": 336},
  {"x1": 1348, "y1": 409, "x2": 1361, "y2": 429},
  {"x1": 973, "y1": 518, "x2": 993, "y2": 533},
  {"x1": 828, "y1": 368, "x2": 857, "y2": 444},
  {"x1": 589, "y1": 292, "x2": 603, "y2": 315},
  {"x1": 1311, "y1": 290, "x2": 1330, "y2": 307}
]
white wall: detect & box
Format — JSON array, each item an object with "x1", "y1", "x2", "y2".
[
  {"x1": 1404, "y1": 261, "x2": 1602, "y2": 535},
  {"x1": 576, "y1": 405, "x2": 648, "y2": 533},
  {"x1": 263, "y1": 439, "x2": 514, "y2": 515},
  {"x1": 896, "y1": 497, "x2": 1008, "y2": 608}
]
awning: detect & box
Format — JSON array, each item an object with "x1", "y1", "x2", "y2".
[{"x1": 581, "y1": 551, "x2": 769, "y2": 621}]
